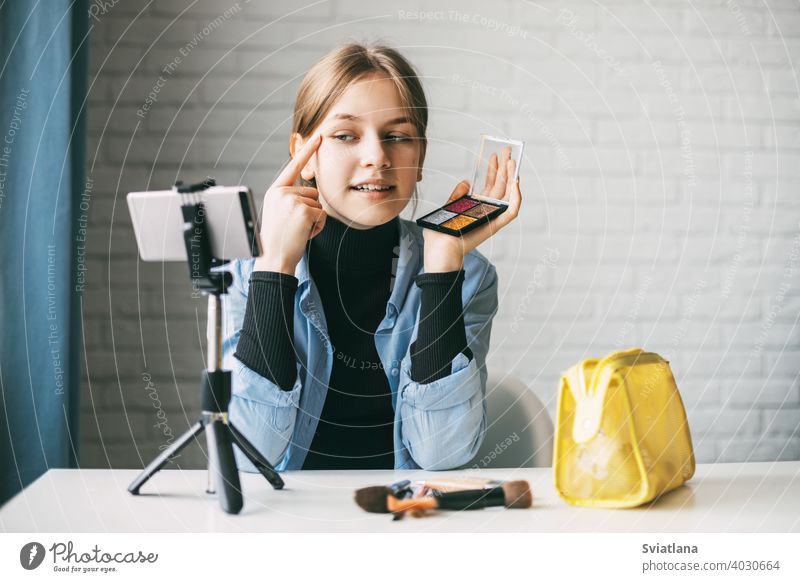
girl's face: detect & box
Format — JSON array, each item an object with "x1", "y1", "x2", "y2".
[{"x1": 295, "y1": 73, "x2": 424, "y2": 229}]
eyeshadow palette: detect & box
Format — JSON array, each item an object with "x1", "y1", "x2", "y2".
[
  {"x1": 416, "y1": 134, "x2": 524, "y2": 237},
  {"x1": 416, "y1": 196, "x2": 507, "y2": 236}
]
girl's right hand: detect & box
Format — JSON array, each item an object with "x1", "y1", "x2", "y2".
[{"x1": 254, "y1": 133, "x2": 326, "y2": 275}]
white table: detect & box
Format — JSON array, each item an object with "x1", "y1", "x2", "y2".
[{"x1": 2, "y1": 462, "x2": 798, "y2": 532}]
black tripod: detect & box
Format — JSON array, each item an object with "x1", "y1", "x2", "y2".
[{"x1": 128, "y1": 178, "x2": 284, "y2": 514}]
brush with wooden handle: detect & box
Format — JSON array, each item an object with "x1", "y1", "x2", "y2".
[
  {"x1": 416, "y1": 477, "x2": 504, "y2": 493},
  {"x1": 355, "y1": 480, "x2": 532, "y2": 514}
]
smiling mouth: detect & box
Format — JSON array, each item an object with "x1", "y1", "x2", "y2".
[{"x1": 350, "y1": 184, "x2": 395, "y2": 192}]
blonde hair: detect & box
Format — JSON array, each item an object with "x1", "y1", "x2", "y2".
[{"x1": 291, "y1": 42, "x2": 428, "y2": 215}]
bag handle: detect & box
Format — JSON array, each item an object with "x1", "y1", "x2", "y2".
[{"x1": 569, "y1": 348, "x2": 645, "y2": 443}]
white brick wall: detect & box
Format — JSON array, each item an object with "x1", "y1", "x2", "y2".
[{"x1": 82, "y1": 0, "x2": 800, "y2": 469}]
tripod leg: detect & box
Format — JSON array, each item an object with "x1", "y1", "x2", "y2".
[
  {"x1": 206, "y1": 421, "x2": 243, "y2": 515},
  {"x1": 128, "y1": 421, "x2": 204, "y2": 495},
  {"x1": 205, "y1": 418, "x2": 219, "y2": 495},
  {"x1": 229, "y1": 422, "x2": 285, "y2": 490}
]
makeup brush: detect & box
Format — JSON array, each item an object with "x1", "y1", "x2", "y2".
[
  {"x1": 355, "y1": 480, "x2": 532, "y2": 514},
  {"x1": 417, "y1": 477, "x2": 504, "y2": 493}
]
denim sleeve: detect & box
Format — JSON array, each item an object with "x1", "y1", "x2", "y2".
[
  {"x1": 397, "y1": 260, "x2": 498, "y2": 470},
  {"x1": 221, "y1": 260, "x2": 302, "y2": 472}
]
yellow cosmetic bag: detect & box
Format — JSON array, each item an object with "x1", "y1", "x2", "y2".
[{"x1": 554, "y1": 348, "x2": 695, "y2": 508}]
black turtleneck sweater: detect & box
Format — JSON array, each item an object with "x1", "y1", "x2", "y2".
[{"x1": 234, "y1": 216, "x2": 470, "y2": 469}]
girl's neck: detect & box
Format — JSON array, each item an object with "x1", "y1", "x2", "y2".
[{"x1": 307, "y1": 214, "x2": 399, "y2": 272}]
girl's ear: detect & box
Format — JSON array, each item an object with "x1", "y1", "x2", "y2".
[{"x1": 289, "y1": 132, "x2": 317, "y2": 181}]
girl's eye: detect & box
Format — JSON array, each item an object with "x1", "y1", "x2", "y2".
[{"x1": 331, "y1": 134, "x2": 412, "y2": 143}]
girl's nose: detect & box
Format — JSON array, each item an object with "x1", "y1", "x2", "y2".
[{"x1": 359, "y1": 136, "x2": 391, "y2": 169}]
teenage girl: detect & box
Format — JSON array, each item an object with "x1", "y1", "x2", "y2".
[{"x1": 223, "y1": 42, "x2": 522, "y2": 471}]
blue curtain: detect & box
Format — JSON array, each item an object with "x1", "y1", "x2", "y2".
[{"x1": 0, "y1": 0, "x2": 89, "y2": 505}]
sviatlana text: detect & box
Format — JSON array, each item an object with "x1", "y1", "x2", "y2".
[{"x1": 642, "y1": 543, "x2": 699, "y2": 554}]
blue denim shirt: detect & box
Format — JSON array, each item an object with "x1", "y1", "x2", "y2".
[{"x1": 221, "y1": 218, "x2": 498, "y2": 471}]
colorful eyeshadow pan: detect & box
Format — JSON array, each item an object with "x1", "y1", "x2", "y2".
[
  {"x1": 417, "y1": 195, "x2": 507, "y2": 236},
  {"x1": 463, "y1": 202, "x2": 500, "y2": 219},
  {"x1": 444, "y1": 198, "x2": 479, "y2": 213},
  {"x1": 441, "y1": 215, "x2": 477, "y2": 230},
  {"x1": 422, "y1": 209, "x2": 458, "y2": 225}
]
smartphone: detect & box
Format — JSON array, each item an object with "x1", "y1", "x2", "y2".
[
  {"x1": 127, "y1": 185, "x2": 262, "y2": 261},
  {"x1": 416, "y1": 134, "x2": 524, "y2": 236}
]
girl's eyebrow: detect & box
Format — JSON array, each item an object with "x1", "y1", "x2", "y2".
[{"x1": 329, "y1": 113, "x2": 412, "y2": 125}]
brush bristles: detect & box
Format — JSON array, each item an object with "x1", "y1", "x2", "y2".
[
  {"x1": 502, "y1": 481, "x2": 533, "y2": 509},
  {"x1": 354, "y1": 486, "x2": 391, "y2": 513}
]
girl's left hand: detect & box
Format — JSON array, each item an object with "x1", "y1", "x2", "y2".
[{"x1": 422, "y1": 147, "x2": 522, "y2": 272}]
